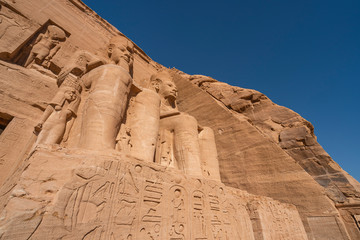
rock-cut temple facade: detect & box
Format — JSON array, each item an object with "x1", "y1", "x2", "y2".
[{"x1": 0, "y1": 0, "x2": 359, "y2": 239}]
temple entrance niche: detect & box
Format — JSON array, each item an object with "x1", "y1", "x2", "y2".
[
  {"x1": 11, "y1": 19, "x2": 70, "y2": 75},
  {"x1": 0, "y1": 112, "x2": 13, "y2": 135}
]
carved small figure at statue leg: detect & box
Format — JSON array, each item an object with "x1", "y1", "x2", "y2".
[{"x1": 34, "y1": 86, "x2": 80, "y2": 145}]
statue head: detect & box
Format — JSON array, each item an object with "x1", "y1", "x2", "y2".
[
  {"x1": 47, "y1": 25, "x2": 66, "y2": 41},
  {"x1": 150, "y1": 71, "x2": 178, "y2": 101},
  {"x1": 63, "y1": 86, "x2": 77, "y2": 102},
  {"x1": 107, "y1": 36, "x2": 134, "y2": 73}
]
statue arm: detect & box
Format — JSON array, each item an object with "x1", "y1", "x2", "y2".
[
  {"x1": 33, "y1": 33, "x2": 44, "y2": 46},
  {"x1": 48, "y1": 44, "x2": 61, "y2": 59},
  {"x1": 34, "y1": 105, "x2": 54, "y2": 132}
]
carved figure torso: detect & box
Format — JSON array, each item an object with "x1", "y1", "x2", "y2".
[
  {"x1": 24, "y1": 25, "x2": 66, "y2": 67},
  {"x1": 35, "y1": 87, "x2": 80, "y2": 145},
  {"x1": 37, "y1": 104, "x2": 72, "y2": 144},
  {"x1": 32, "y1": 34, "x2": 57, "y2": 56}
]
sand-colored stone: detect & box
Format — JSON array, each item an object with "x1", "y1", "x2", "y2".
[
  {"x1": 0, "y1": 146, "x2": 307, "y2": 240},
  {"x1": 0, "y1": 0, "x2": 359, "y2": 239},
  {"x1": 178, "y1": 72, "x2": 360, "y2": 239},
  {"x1": 148, "y1": 71, "x2": 217, "y2": 178}
]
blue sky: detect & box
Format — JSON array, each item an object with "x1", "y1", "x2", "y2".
[{"x1": 83, "y1": 0, "x2": 359, "y2": 181}]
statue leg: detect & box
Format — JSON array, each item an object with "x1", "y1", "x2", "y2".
[
  {"x1": 199, "y1": 127, "x2": 221, "y2": 181},
  {"x1": 36, "y1": 112, "x2": 65, "y2": 145},
  {"x1": 24, "y1": 52, "x2": 36, "y2": 67},
  {"x1": 127, "y1": 89, "x2": 160, "y2": 162},
  {"x1": 79, "y1": 98, "x2": 119, "y2": 150},
  {"x1": 172, "y1": 114, "x2": 203, "y2": 177},
  {"x1": 35, "y1": 50, "x2": 49, "y2": 65}
]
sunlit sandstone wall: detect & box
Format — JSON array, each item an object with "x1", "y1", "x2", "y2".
[{"x1": 0, "y1": 0, "x2": 359, "y2": 239}]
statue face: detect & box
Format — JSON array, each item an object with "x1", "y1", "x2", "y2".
[
  {"x1": 64, "y1": 89, "x2": 76, "y2": 101},
  {"x1": 108, "y1": 43, "x2": 132, "y2": 65},
  {"x1": 159, "y1": 78, "x2": 178, "y2": 99}
]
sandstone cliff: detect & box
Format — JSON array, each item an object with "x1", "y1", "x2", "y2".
[
  {"x1": 179, "y1": 71, "x2": 360, "y2": 203},
  {"x1": 0, "y1": 0, "x2": 359, "y2": 239}
]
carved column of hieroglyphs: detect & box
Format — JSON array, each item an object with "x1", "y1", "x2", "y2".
[
  {"x1": 48, "y1": 159, "x2": 142, "y2": 239},
  {"x1": 139, "y1": 177, "x2": 163, "y2": 239},
  {"x1": 168, "y1": 185, "x2": 189, "y2": 239},
  {"x1": 192, "y1": 190, "x2": 208, "y2": 239}
]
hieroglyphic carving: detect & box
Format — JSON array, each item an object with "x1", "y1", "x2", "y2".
[
  {"x1": 110, "y1": 165, "x2": 140, "y2": 239},
  {"x1": 247, "y1": 200, "x2": 264, "y2": 240},
  {"x1": 139, "y1": 178, "x2": 163, "y2": 239},
  {"x1": 44, "y1": 159, "x2": 142, "y2": 239},
  {"x1": 224, "y1": 201, "x2": 255, "y2": 240},
  {"x1": 247, "y1": 199, "x2": 308, "y2": 240},
  {"x1": 168, "y1": 186, "x2": 188, "y2": 240},
  {"x1": 209, "y1": 194, "x2": 222, "y2": 239},
  {"x1": 207, "y1": 184, "x2": 229, "y2": 240},
  {"x1": 0, "y1": 146, "x2": 309, "y2": 239},
  {"x1": 192, "y1": 190, "x2": 207, "y2": 239},
  {"x1": 215, "y1": 189, "x2": 252, "y2": 240}
]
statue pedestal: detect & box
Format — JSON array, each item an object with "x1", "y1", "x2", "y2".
[{"x1": 0, "y1": 146, "x2": 307, "y2": 239}]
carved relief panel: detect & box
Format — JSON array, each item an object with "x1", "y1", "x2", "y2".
[
  {"x1": 0, "y1": 2, "x2": 39, "y2": 60},
  {"x1": 11, "y1": 20, "x2": 70, "y2": 74},
  {"x1": 0, "y1": 148, "x2": 307, "y2": 240}
]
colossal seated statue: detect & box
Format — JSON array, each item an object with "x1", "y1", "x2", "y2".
[
  {"x1": 78, "y1": 36, "x2": 134, "y2": 150},
  {"x1": 151, "y1": 71, "x2": 203, "y2": 177},
  {"x1": 125, "y1": 71, "x2": 221, "y2": 180}
]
